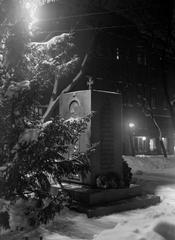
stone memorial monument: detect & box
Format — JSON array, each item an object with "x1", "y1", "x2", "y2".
[
  {"x1": 59, "y1": 89, "x2": 123, "y2": 185},
  {"x1": 54, "y1": 89, "x2": 160, "y2": 217}
]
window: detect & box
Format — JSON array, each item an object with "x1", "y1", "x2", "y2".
[
  {"x1": 149, "y1": 138, "x2": 156, "y2": 151},
  {"x1": 136, "y1": 136, "x2": 147, "y2": 153},
  {"x1": 162, "y1": 137, "x2": 167, "y2": 150},
  {"x1": 116, "y1": 48, "x2": 120, "y2": 60}
]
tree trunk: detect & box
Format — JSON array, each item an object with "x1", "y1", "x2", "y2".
[
  {"x1": 151, "y1": 114, "x2": 167, "y2": 158},
  {"x1": 159, "y1": 139, "x2": 167, "y2": 158},
  {"x1": 129, "y1": 131, "x2": 135, "y2": 156}
]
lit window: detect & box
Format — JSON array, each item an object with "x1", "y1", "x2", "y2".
[
  {"x1": 116, "y1": 48, "x2": 120, "y2": 60},
  {"x1": 149, "y1": 138, "x2": 156, "y2": 151},
  {"x1": 162, "y1": 137, "x2": 167, "y2": 150}
]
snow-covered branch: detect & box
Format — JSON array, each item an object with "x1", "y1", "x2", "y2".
[{"x1": 42, "y1": 53, "x2": 88, "y2": 122}]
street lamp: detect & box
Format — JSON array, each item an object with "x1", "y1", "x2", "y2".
[
  {"x1": 129, "y1": 122, "x2": 135, "y2": 129},
  {"x1": 128, "y1": 122, "x2": 135, "y2": 156}
]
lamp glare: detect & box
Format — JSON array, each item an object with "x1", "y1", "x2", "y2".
[{"x1": 129, "y1": 122, "x2": 135, "y2": 128}]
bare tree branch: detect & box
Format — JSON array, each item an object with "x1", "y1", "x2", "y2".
[{"x1": 42, "y1": 53, "x2": 88, "y2": 122}]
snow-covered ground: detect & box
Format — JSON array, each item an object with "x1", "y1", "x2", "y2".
[{"x1": 2, "y1": 155, "x2": 175, "y2": 240}]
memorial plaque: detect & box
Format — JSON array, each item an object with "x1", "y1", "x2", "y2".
[{"x1": 59, "y1": 90, "x2": 122, "y2": 186}]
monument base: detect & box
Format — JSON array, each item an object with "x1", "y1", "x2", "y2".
[
  {"x1": 70, "y1": 194, "x2": 161, "y2": 218},
  {"x1": 51, "y1": 183, "x2": 160, "y2": 217}
]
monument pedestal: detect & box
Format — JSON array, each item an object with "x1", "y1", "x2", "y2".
[
  {"x1": 70, "y1": 194, "x2": 161, "y2": 218},
  {"x1": 57, "y1": 90, "x2": 160, "y2": 216},
  {"x1": 59, "y1": 90, "x2": 123, "y2": 185},
  {"x1": 51, "y1": 183, "x2": 160, "y2": 218}
]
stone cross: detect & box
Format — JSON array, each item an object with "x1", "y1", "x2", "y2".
[{"x1": 86, "y1": 76, "x2": 94, "y2": 90}]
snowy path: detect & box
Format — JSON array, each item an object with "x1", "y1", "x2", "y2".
[
  {"x1": 94, "y1": 176, "x2": 175, "y2": 240},
  {"x1": 2, "y1": 156, "x2": 175, "y2": 240}
]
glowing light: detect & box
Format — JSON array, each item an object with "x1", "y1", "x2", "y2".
[
  {"x1": 116, "y1": 48, "x2": 120, "y2": 60},
  {"x1": 129, "y1": 122, "x2": 135, "y2": 128},
  {"x1": 142, "y1": 136, "x2": 146, "y2": 141},
  {"x1": 24, "y1": 1, "x2": 38, "y2": 30},
  {"x1": 149, "y1": 138, "x2": 156, "y2": 151},
  {"x1": 25, "y1": 2, "x2": 31, "y2": 9}
]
